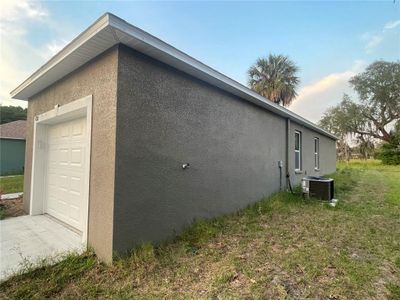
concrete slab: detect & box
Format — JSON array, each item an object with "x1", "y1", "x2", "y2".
[
  {"x1": 1, "y1": 193, "x2": 23, "y2": 200},
  {"x1": 0, "y1": 215, "x2": 84, "y2": 282}
]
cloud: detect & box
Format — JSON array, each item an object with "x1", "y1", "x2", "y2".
[
  {"x1": 0, "y1": 1, "x2": 81, "y2": 108},
  {"x1": 42, "y1": 39, "x2": 69, "y2": 60},
  {"x1": 361, "y1": 19, "x2": 400, "y2": 53},
  {"x1": 0, "y1": 0, "x2": 50, "y2": 108},
  {"x1": 289, "y1": 60, "x2": 367, "y2": 123},
  {"x1": 384, "y1": 20, "x2": 400, "y2": 30},
  {"x1": 361, "y1": 32, "x2": 384, "y2": 53},
  {"x1": 0, "y1": 0, "x2": 48, "y2": 22}
]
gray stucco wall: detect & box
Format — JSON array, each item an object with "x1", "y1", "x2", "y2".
[
  {"x1": 113, "y1": 45, "x2": 335, "y2": 254},
  {"x1": 24, "y1": 47, "x2": 119, "y2": 262},
  {"x1": 289, "y1": 121, "x2": 337, "y2": 185},
  {"x1": 21, "y1": 42, "x2": 336, "y2": 261}
]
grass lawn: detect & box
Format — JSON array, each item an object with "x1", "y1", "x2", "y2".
[
  {"x1": 1, "y1": 160, "x2": 399, "y2": 299},
  {"x1": 0, "y1": 175, "x2": 24, "y2": 194}
]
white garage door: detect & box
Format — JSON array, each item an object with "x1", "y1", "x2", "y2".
[{"x1": 45, "y1": 117, "x2": 87, "y2": 231}]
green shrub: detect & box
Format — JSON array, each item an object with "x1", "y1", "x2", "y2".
[{"x1": 377, "y1": 142, "x2": 400, "y2": 165}]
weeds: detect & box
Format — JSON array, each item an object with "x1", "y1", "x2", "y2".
[{"x1": 0, "y1": 160, "x2": 399, "y2": 299}]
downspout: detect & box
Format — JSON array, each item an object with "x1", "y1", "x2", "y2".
[{"x1": 286, "y1": 118, "x2": 293, "y2": 192}]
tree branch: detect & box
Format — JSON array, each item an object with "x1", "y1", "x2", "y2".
[{"x1": 354, "y1": 129, "x2": 387, "y2": 142}]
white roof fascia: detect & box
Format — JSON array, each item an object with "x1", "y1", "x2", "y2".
[
  {"x1": 10, "y1": 14, "x2": 112, "y2": 99},
  {"x1": 11, "y1": 13, "x2": 337, "y2": 140}
]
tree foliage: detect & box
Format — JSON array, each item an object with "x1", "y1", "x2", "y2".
[
  {"x1": 319, "y1": 95, "x2": 360, "y2": 137},
  {"x1": 356, "y1": 136, "x2": 375, "y2": 160},
  {"x1": 319, "y1": 60, "x2": 400, "y2": 163},
  {"x1": 349, "y1": 61, "x2": 400, "y2": 142},
  {"x1": 318, "y1": 95, "x2": 360, "y2": 160},
  {"x1": 376, "y1": 121, "x2": 400, "y2": 165},
  {"x1": 0, "y1": 106, "x2": 27, "y2": 124},
  {"x1": 248, "y1": 54, "x2": 300, "y2": 107}
]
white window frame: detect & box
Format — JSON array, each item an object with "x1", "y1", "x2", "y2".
[
  {"x1": 314, "y1": 137, "x2": 320, "y2": 170},
  {"x1": 294, "y1": 130, "x2": 302, "y2": 171}
]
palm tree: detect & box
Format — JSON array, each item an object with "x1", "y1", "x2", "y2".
[{"x1": 248, "y1": 54, "x2": 300, "y2": 107}]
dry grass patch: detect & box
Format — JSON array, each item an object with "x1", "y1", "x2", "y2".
[
  {"x1": 0, "y1": 197, "x2": 25, "y2": 220},
  {"x1": 1, "y1": 161, "x2": 399, "y2": 299}
]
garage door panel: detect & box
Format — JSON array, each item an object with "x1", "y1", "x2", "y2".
[
  {"x1": 72, "y1": 121, "x2": 85, "y2": 137},
  {"x1": 46, "y1": 194, "x2": 57, "y2": 209},
  {"x1": 48, "y1": 127, "x2": 59, "y2": 140},
  {"x1": 48, "y1": 172, "x2": 57, "y2": 186},
  {"x1": 47, "y1": 197, "x2": 68, "y2": 215},
  {"x1": 58, "y1": 175, "x2": 69, "y2": 188},
  {"x1": 57, "y1": 189, "x2": 69, "y2": 203},
  {"x1": 70, "y1": 190, "x2": 81, "y2": 197},
  {"x1": 70, "y1": 147, "x2": 84, "y2": 167},
  {"x1": 70, "y1": 177, "x2": 82, "y2": 194},
  {"x1": 59, "y1": 149, "x2": 69, "y2": 166},
  {"x1": 60, "y1": 124, "x2": 69, "y2": 137},
  {"x1": 45, "y1": 117, "x2": 87, "y2": 231},
  {"x1": 69, "y1": 206, "x2": 80, "y2": 221}
]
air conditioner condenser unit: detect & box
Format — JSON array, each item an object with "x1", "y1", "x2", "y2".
[{"x1": 301, "y1": 176, "x2": 335, "y2": 201}]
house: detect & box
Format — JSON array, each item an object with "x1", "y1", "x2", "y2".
[
  {"x1": 10, "y1": 13, "x2": 337, "y2": 262},
  {"x1": 0, "y1": 120, "x2": 26, "y2": 176}
]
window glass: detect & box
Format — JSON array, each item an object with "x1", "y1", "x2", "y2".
[
  {"x1": 314, "y1": 138, "x2": 319, "y2": 169},
  {"x1": 295, "y1": 131, "x2": 301, "y2": 170}
]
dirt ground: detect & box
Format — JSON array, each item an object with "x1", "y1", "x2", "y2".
[{"x1": 0, "y1": 197, "x2": 26, "y2": 219}]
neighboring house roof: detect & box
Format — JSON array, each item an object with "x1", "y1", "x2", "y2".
[
  {"x1": 10, "y1": 13, "x2": 337, "y2": 140},
  {"x1": 0, "y1": 120, "x2": 27, "y2": 140}
]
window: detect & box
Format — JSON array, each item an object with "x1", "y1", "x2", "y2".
[
  {"x1": 314, "y1": 137, "x2": 320, "y2": 170},
  {"x1": 294, "y1": 131, "x2": 302, "y2": 171}
]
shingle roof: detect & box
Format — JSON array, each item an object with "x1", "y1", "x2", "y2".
[{"x1": 0, "y1": 120, "x2": 27, "y2": 140}]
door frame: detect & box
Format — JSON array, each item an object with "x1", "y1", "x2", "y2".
[{"x1": 30, "y1": 95, "x2": 92, "y2": 246}]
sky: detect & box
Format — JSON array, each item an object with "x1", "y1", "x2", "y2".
[{"x1": 1, "y1": 1, "x2": 399, "y2": 123}]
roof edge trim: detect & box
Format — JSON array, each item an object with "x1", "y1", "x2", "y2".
[
  {"x1": 10, "y1": 13, "x2": 111, "y2": 98},
  {"x1": 10, "y1": 13, "x2": 337, "y2": 140},
  {"x1": 108, "y1": 14, "x2": 337, "y2": 140}
]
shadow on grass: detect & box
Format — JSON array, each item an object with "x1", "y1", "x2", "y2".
[
  {"x1": 0, "y1": 166, "x2": 368, "y2": 299},
  {"x1": 0, "y1": 252, "x2": 98, "y2": 299}
]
